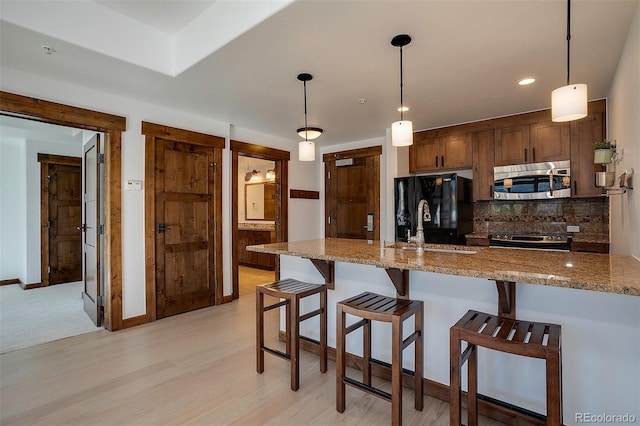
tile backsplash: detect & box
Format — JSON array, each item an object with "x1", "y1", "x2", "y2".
[{"x1": 473, "y1": 198, "x2": 608, "y2": 241}]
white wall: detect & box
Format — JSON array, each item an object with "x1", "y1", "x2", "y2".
[
  {"x1": 1, "y1": 68, "x2": 320, "y2": 318},
  {"x1": 0, "y1": 137, "x2": 26, "y2": 282},
  {"x1": 608, "y1": 5, "x2": 640, "y2": 258}
]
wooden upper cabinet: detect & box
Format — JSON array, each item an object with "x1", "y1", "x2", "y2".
[
  {"x1": 494, "y1": 125, "x2": 529, "y2": 166},
  {"x1": 570, "y1": 100, "x2": 606, "y2": 198},
  {"x1": 410, "y1": 131, "x2": 471, "y2": 173},
  {"x1": 472, "y1": 130, "x2": 495, "y2": 201},
  {"x1": 494, "y1": 122, "x2": 570, "y2": 166},
  {"x1": 529, "y1": 121, "x2": 571, "y2": 163}
]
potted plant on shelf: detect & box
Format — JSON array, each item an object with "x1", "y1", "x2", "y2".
[{"x1": 593, "y1": 140, "x2": 616, "y2": 164}]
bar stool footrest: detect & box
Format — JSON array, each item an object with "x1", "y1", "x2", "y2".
[
  {"x1": 344, "y1": 376, "x2": 392, "y2": 401},
  {"x1": 370, "y1": 358, "x2": 417, "y2": 377},
  {"x1": 261, "y1": 346, "x2": 291, "y2": 360},
  {"x1": 476, "y1": 393, "x2": 547, "y2": 422}
]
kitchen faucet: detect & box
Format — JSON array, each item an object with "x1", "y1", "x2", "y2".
[{"x1": 407, "y1": 199, "x2": 431, "y2": 253}]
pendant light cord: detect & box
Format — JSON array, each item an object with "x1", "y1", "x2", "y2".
[
  {"x1": 303, "y1": 81, "x2": 309, "y2": 141},
  {"x1": 399, "y1": 46, "x2": 404, "y2": 121},
  {"x1": 566, "y1": 0, "x2": 571, "y2": 85}
]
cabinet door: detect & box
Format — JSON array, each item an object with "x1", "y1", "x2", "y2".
[
  {"x1": 571, "y1": 112, "x2": 606, "y2": 198},
  {"x1": 529, "y1": 121, "x2": 570, "y2": 163},
  {"x1": 472, "y1": 130, "x2": 495, "y2": 201},
  {"x1": 410, "y1": 132, "x2": 439, "y2": 172},
  {"x1": 441, "y1": 133, "x2": 472, "y2": 169},
  {"x1": 494, "y1": 125, "x2": 529, "y2": 166}
]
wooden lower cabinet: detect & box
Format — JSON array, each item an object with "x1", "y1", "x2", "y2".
[
  {"x1": 571, "y1": 241, "x2": 609, "y2": 254},
  {"x1": 238, "y1": 229, "x2": 275, "y2": 270}
]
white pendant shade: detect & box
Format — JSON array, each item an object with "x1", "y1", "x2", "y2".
[
  {"x1": 298, "y1": 141, "x2": 315, "y2": 161},
  {"x1": 551, "y1": 83, "x2": 587, "y2": 122},
  {"x1": 391, "y1": 120, "x2": 413, "y2": 147}
]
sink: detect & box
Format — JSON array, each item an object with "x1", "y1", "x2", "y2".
[{"x1": 400, "y1": 246, "x2": 477, "y2": 255}]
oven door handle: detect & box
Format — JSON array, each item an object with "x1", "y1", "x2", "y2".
[{"x1": 549, "y1": 170, "x2": 554, "y2": 197}]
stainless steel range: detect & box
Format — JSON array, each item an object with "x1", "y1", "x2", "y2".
[{"x1": 489, "y1": 234, "x2": 572, "y2": 251}]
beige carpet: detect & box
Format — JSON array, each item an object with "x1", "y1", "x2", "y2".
[{"x1": 0, "y1": 281, "x2": 101, "y2": 354}]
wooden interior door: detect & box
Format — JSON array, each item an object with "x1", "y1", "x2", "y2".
[
  {"x1": 155, "y1": 139, "x2": 216, "y2": 318},
  {"x1": 40, "y1": 156, "x2": 82, "y2": 286},
  {"x1": 325, "y1": 146, "x2": 381, "y2": 240},
  {"x1": 82, "y1": 134, "x2": 101, "y2": 326}
]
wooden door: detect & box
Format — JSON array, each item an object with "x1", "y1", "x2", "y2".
[
  {"x1": 472, "y1": 130, "x2": 495, "y2": 201},
  {"x1": 325, "y1": 146, "x2": 381, "y2": 240},
  {"x1": 82, "y1": 135, "x2": 101, "y2": 326},
  {"x1": 41, "y1": 160, "x2": 82, "y2": 286},
  {"x1": 571, "y1": 110, "x2": 606, "y2": 197},
  {"x1": 494, "y1": 125, "x2": 529, "y2": 166},
  {"x1": 529, "y1": 121, "x2": 570, "y2": 163},
  {"x1": 155, "y1": 139, "x2": 216, "y2": 318},
  {"x1": 440, "y1": 133, "x2": 472, "y2": 169},
  {"x1": 410, "y1": 132, "x2": 439, "y2": 172}
]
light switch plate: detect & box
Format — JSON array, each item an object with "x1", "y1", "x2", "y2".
[
  {"x1": 567, "y1": 225, "x2": 580, "y2": 233},
  {"x1": 126, "y1": 180, "x2": 143, "y2": 191}
]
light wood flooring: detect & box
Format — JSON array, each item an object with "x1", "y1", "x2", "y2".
[
  {"x1": 0, "y1": 292, "x2": 505, "y2": 425},
  {"x1": 239, "y1": 265, "x2": 275, "y2": 296}
]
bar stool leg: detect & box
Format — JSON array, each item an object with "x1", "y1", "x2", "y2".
[
  {"x1": 336, "y1": 303, "x2": 346, "y2": 413},
  {"x1": 415, "y1": 306, "x2": 424, "y2": 411},
  {"x1": 391, "y1": 316, "x2": 403, "y2": 426},
  {"x1": 450, "y1": 328, "x2": 462, "y2": 426},
  {"x1": 320, "y1": 288, "x2": 328, "y2": 373},
  {"x1": 468, "y1": 344, "x2": 478, "y2": 426},
  {"x1": 290, "y1": 295, "x2": 300, "y2": 391},
  {"x1": 256, "y1": 288, "x2": 264, "y2": 374},
  {"x1": 546, "y1": 349, "x2": 563, "y2": 425},
  {"x1": 363, "y1": 319, "x2": 372, "y2": 386}
]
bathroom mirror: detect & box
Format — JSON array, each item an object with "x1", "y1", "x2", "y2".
[{"x1": 245, "y1": 182, "x2": 275, "y2": 220}]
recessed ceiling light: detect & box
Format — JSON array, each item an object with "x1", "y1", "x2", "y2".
[
  {"x1": 42, "y1": 45, "x2": 57, "y2": 55},
  {"x1": 518, "y1": 78, "x2": 536, "y2": 86},
  {"x1": 397, "y1": 106, "x2": 409, "y2": 112}
]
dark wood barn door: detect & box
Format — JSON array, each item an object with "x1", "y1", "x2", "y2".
[
  {"x1": 324, "y1": 146, "x2": 381, "y2": 240},
  {"x1": 154, "y1": 138, "x2": 217, "y2": 318},
  {"x1": 39, "y1": 154, "x2": 82, "y2": 286}
]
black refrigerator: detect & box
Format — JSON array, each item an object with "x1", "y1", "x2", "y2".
[{"x1": 394, "y1": 173, "x2": 473, "y2": 244}]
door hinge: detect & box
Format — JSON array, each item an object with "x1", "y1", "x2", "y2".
[
  {"x1": 47, "y1": 220, "x2": 52, "y2": 228},
  {"x1": 327, "y1": 171, "x2": 331, "y2": 180},
  {"x1": 97, "y1": 153, "x2": 105, "y2": 164},
  {"x1": 98, "y1": 224, "x2": 104, "y2": 235},
  {"x1": 328, "y1": 216, "x2": 331, "y2": 224},
  {"x1": 97, "y1": 295, "x2": 104, "y2": 306},
  {"x1": 214, "y1": 221, "x2": 217, "y2": 231},
  {"x1": 211, "y1": 162, "x2": 217, "y2": 172},
  {"x1": 48, "y1": 266, "x2": 51, "y2": 274},
  {"x1": 47, "y1": 175, "x2": 51, "y2": 182}
]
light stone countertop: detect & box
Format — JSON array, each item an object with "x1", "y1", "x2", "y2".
[{"x1": 247, "y1": 238, "x2": 640, "y2": 296}]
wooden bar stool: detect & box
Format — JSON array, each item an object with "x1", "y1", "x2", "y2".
[
  {"x1": 336, "y1": 292, "x2": 424, "y2": 426},
  {"x1": 450, "y1": 310, "x2": 563, "y2": 426},
  {"x1": 256, "y1": 278, "x2": 327, "y2": 391}
]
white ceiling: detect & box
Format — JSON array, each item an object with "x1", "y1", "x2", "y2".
[{"x1": 1, "y1": 1, "x2": 638, "y2": 148}]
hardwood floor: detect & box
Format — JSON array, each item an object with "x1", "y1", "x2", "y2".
[
  {"x1": 239, "y1": 265, "x2": 275, "y2": 296},
  {"x1": 0, "y1": 293, "x2": 505, "y2": 425}
]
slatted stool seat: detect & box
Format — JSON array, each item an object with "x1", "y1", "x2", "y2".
[
  {"x1": 256, "y1": 278, "x2": 327, "y2": 391},
  {"x1": 450, "y1": 310, "x2": 563, "y2": 426},
  {"x1": 336, "y1": 292, "x2": 424, "y2": 426}
]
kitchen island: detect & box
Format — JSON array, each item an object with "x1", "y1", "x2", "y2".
[{"x1": 248, "y1": 238, "x2": 640, "y2": 424}]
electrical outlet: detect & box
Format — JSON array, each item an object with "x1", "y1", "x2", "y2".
[{"x1": 567, "y1": 225, "x2": 580, "y2": 233}]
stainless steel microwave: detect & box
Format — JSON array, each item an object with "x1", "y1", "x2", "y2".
[{"x1": 493, "y1": 160, "x2": 571, "y2": 200}]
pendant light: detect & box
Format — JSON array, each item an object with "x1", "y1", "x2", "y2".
[
  {"x1": 297, "y1": 73, "x2": 323, "y2": 161},
  {"x1": 391, "y1": 34, "x2": 413, "y2": 147},
  {"x1": 551, "y1": 0, "x2": 587, "y2": 122}
]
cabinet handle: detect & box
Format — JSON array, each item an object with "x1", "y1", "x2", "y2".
[
  {"x1": 490, "y1": 185, "x2": 493, "y2": 197},
  {"x1": 435, "y1": 156, "x2": 438, "y2": 168},
  {"x1": 532, "y1": 147, "x2": 536, "y2": 162},
  {"x1": 573, "y1": 180, "x2": 577, "y2": 195},
  {"x1": 524, "y1": 148, "x2": 528, "y2": 162},
  {"x1": 441, "y1": 155, "x2": 445, "y2": 168}
]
